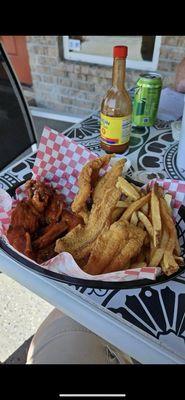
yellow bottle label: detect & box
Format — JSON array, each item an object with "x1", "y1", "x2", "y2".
[{"x1": 100, "y1": 113, "x2": 131, "y2": 145}]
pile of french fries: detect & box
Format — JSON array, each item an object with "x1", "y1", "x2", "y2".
[{"x1": 115, "y1": 178, "x2": 184, "y2": 276}]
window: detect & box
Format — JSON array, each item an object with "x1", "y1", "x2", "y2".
[{"x1": 63, "y1": 36, "x2": 161, "y2": 71}]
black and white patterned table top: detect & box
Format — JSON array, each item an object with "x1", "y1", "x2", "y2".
[{"x1": 1, "y1": 112, "x2": 185, "y2": 361}]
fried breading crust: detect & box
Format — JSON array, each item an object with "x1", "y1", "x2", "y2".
[
  {"x1": 83, "y1": 220, "x2": 146, "y2": 275},
  {"x1": 55, "y1": 187, "x2": 121, "y2": 256},
  {"x1": 71, "y1": 154, "x2": 112, "y2": 214},
  {"x1": 93, "y1": 158, "x2": 126, "y2": 204},
  {"x1": 103, "y1": 226, "x2": 146, "y2": 274}
]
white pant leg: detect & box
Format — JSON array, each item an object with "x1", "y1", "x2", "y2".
[{"x1": 26, "y1": 309, "x2": 133, "y2": 365}]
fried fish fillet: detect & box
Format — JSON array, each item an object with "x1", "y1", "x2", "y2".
[
  {"x1": 83, "y1": 220, "x2": 129, "y2": 275},
  {"x1": 77, "y1": 205, "x2": 90, "y2": 225},
  {"x1": 102, "y1": 224, "x2": 146, "y2": 274},
  {"x1": 93, "y1": 158, "x2": 126, "y2": 204},
  {"x1": 71, "y1": 154, "x2": 112, "y2": 214},
  {"x1": 55, "y1": 186, "x2": 121, "y2": 257},
  {"x1": 83, "y1": 220, "x2": 146, "y2": 275}
]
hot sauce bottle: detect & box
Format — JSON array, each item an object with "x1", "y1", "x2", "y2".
[{"x1": 100, "y1": 46, "x2": 132, "y2": 154}]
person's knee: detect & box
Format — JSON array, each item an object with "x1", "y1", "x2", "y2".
[
  {"x1": 27, "y1": 329, "x2": 108, "y2": 364},
  {"x1": 26, "y1": 311, "x2": 133, "y2": 364}
]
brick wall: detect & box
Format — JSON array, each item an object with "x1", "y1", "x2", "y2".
[{"x1": 26, "y1": 36, "x2": 185, "y2": 118}]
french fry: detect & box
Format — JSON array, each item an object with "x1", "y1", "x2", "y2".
[
  {"x1": 111, "y1": 207, "x2": 125, "y2": 223},
  {"x1": 117, "y1": 199, "x2": 132, "y2": 208},
  {"x1": 160, "y1": 228, "x2": 169, "y2": 248},
  {"x1": 150, "y1": 225, "x2": 173, "y2": 272},
  {"x1": 151, "y1": 183, "x2": 161, "y2": 247},
  {"x1": 163, "y1": 251, "x2": 179, "y2": 276},
  {"x1": 121, "y1": 193, "x2": 151, "y2": 221},
  {"x1": 141, "y1": 202, "x2": 149, "y2": 215},
  {"x1": 116, "y1": 177, "x2": 140, "y2": 201},
  {"x1": 157, "y1": 185, "x2": 164, "y2": 198},
  {"x1": 131, "y1": 183, "x2": 141, "y2": 194},
  {"x1": 144, "y1": 185, "x2": 151, "y2": 194},
  {"x1": 149, "y1": 227, "x2": 168, "y2": 268},
  {"x1": 130, "y1": 211, "x2": 138, "y2": 225},
  {"x1": 164, "y1": 193, "x2": 173, "y2": 215},
  {"x1": 164, "y1": 193, "x2": 172, "y2": 206},
  {"x1": 159, "y1": 197, "x2": 176, "y2": 251},
  {"x1": 175, "y1": 236, "x2": 181, "y2": 256},
  {"x1": 174, "y1": 255, "x2": 184, "y2": 265},
  {"x1": 141, "y1": 188, "x2": 147, "y2": 195},
  {"x1": 150, "y1": 248, "x2": 164, "y2": 268},
  {"x1": 159, "y1": 197, "x2": 181, "y2": 275},
  {"x1": 138, "y1": 211, "x2": 153, "y2": 237},
  {"x1": 147, "y1": 203, "x2": 152, "y2": 219},
  {"x1": 150, "y1": 227, "x2": 169, "y2": 268}
]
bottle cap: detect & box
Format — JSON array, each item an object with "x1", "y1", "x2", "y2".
[{"x1": 113, "y1": 46, "x2": 128, "y2": 59}]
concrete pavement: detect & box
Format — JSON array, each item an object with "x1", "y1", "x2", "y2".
[{"x1": 0, "y1": 272, "x2": 53, "y2": 363}]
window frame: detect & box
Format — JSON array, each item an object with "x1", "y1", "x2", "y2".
[{"x1": 63, "y1": 36, "x2": 162, "y2": 71}]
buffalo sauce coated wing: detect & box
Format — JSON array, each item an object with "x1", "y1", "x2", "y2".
[
  {"x1": 7, "y1": 226, "x2": 34, "y2": 259},
  {"x1": 45, "y1": 193, "x2": 64, "y2": 224},
  {"x1": 25, "y1": 179, "x2": 54, "y2": 213},
  {"x1": 10, "y1": 200, "x2": 41, "y2": 234},
  {"x1": 7, "y1": 179, "x2": 83, "y2": 263},
  {"x1": 62, "y1": 209, "x2": 84, "y2": 231},
  {"x1": 35, "y1": 243, "x2": 57, "y2": 264},
  {"x1": 33, "y1": 220, "x2": 68, "y2": 250}
]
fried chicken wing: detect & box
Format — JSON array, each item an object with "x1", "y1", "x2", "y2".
[
  {"x1": 24, "y1": 232, "x2": 34, "y2": 259},
  {"x1": 35, "y1": 243, "x2": 57, "y2": 264},
  {"x1": 10, "y1": 200, "x2": 40, "y2": 234},
  {"x1": 62, "y1": 209, "x2": 84, "y2": 231},
  {"x1": 71, "y1": 154, "x2": 112, "y2": 214},
  {"x1": 45, "y1": 193, "x2": 64, "y2": 224},
  {"x1": 7, "y1": 226, "x2": 34, "y2": 259},
  {"x1": 7, "y1": 180, "x2": 68, "y2": 263},
  {"x1": 25, "y1": 179, "x2": 54, "y2": 213},
  {"x1": 33, "y1": 220, "x2": 68, "y2": 250}
]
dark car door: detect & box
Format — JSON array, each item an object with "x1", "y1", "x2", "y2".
[{"x1": 0, "y1": 42, "x2": 36, "y2": 172}]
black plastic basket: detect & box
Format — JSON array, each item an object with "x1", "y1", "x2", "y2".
[{"x1": 1, "y1": 181, "x2": 185, "y2": 290}]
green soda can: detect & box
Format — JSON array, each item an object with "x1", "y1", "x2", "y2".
[{"x1": 132, "y1": 73, "x2": 162, "y2": 127}]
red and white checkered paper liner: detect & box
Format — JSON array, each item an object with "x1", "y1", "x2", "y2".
[
  {"x1": 0, "y1": 126, "x2": 185, "y2": 283},
  {"x1": 31, "y1": 126, "x2": 96, "y2": 203}
]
